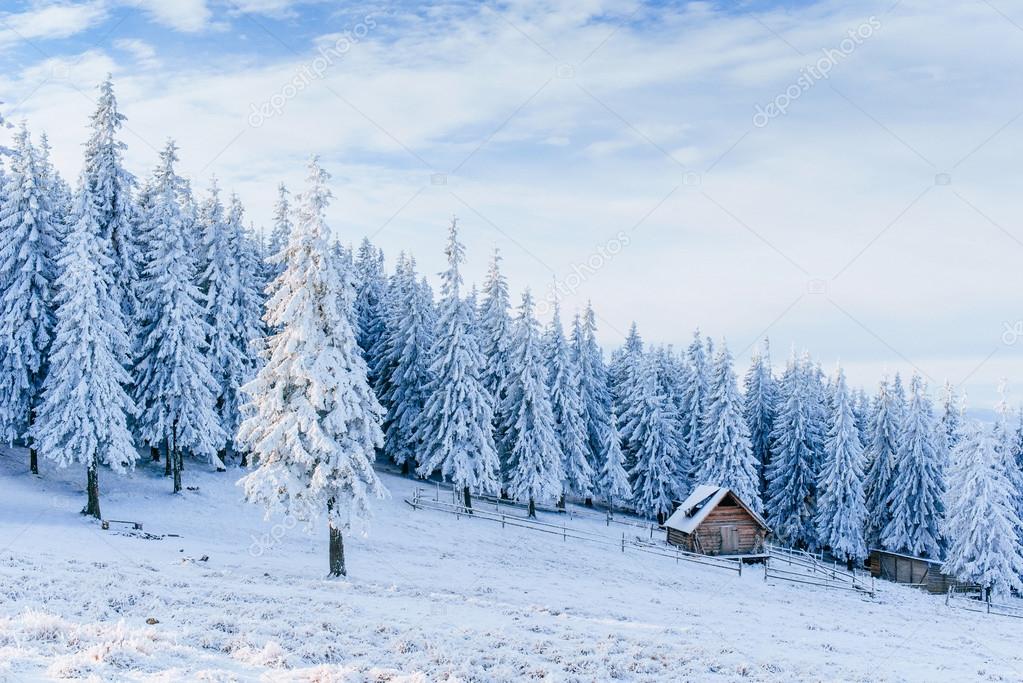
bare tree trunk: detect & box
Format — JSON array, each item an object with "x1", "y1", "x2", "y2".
[
  {"x1": 327, "y1": 499, "x2": 346, "y2": 577},
  {"x1": 172, "y1": 425, "x2": 182, "y2": 493},
  {"x1": 28, "y1": 406, "x2": 38, "y2": 475},
  {"x1": 584, "y1": 497, "x2": 593, "y2": 507},
  {"x1": 462, "y1": 485, "x2": 473, "y2": 512},
  {"x1": 83, "y1": 459, "x2": 101, "y2": 519},
  {"x1": 401, "y1": 460, "x2": 409, "y2": 476},
  {"x1": 164, "y1": 439, "x2": 172, "y2": 476},
  {"x1": 240, "y1": 450, "x2": 248, "y2": 467},
  {"x1": 528, "y1": 497, "x2": 536, "y2": 519},
  {"x1": 557, "y1": 493, "x2": 566, "y2": 510},
  {"x1": 151, "y1": 446, "x2": 160, "y2": 462}
]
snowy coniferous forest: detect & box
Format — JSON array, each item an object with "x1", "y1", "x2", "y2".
[{"x1": 5, "y1": 78, "x2": 1023, "y2": 595}]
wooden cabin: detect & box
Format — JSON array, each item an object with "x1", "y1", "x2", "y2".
[
  {"x1": 664, "y1": 485, "x2": 770, "y2": 556},
  {"x1": 867, "y1": 549, "x2": 978, "y2": 595}
]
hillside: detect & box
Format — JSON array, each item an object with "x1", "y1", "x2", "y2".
[{"x1": 0, "y1": 449, "x2": 1019, "y2": 682}]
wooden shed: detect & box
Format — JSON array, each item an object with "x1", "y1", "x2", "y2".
[
  {"x1": 867, "y1": 549, "x2": 978, "y2": 594},
  {"x1": 664, "y1": 485, "x2": 770, "y2": 556}
]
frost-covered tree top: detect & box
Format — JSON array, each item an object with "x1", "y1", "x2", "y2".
[
  {"x1": 696, "y1": 342, "x2": 759, "y2": 508},
  {"x1": 0, "y1": 123, "x2": 59, "y2": 443},
  {"x1": 133, "y1": 140, "x2": 224, "y2": 459},
  {"x1": 504, "y1": 289, "x2": 564, "y2": 506},
  {"x1": 680, "y1": 328, "x2": 710, "y2": 461},
  {"x1": 267, "y1": 182, "x2": 291, "y2": 265},
  {"x1": 479, "y1": 247, "x2": 513, "y2": 399},
  {"x1": 815, "y1": 367, "x2": 868, "y2": 562},
  {"x1": 544, "y1": 301, "x2": 593, "y2": 498},
  {"x1": 416, "y1": 220, "x2": 499, "y2": 495},
  {"x1": 238, "y1": 157, "x2": 386, "y2": 531},
  {"x1": 943, "y1": 422, "x2": 1023, "y2": 595},
  {"x1": 82, "y1": 76, "x2": 139, "y2": 321},
  {"x1": 744, "y1": 338, "x2": 777, "y2": 493},
  {"x1": 33, "y1": 181, "x2": 137, "y2": 474},
  {"x1": 938, "y1": 379, "x2": 963, "y2": 454},
  {"x1": 881, "y1": 374, "x2": 944, "y2": 557}
]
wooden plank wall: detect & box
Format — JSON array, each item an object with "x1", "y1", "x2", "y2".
[{"x1": 667, "y1": 504, "x2": 766, "y2": 555}]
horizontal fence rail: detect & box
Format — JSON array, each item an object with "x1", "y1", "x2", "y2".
[{"x1": 405, "y1": 488, "x2": 743, "y2": 575}]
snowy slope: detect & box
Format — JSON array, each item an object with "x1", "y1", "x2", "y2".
[{"x1": 0, "y1": 448, "x2": 1020, "y2": 682}]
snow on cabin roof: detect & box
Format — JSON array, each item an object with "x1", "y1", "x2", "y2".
[{"x1": 664, "y1": 485, "x2": 770, "y2": 534}]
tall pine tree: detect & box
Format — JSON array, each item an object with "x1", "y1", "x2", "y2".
[
  {"x1": 0, "y1": 123, "x2": 58, "y2": 474},
  {"x1": 238, "y1": 158, "x2": 386, "y2": 578}
]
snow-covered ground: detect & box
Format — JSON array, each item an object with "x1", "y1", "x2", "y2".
[{"x1": 0, "y1": 448, "x2": 1020, "y2": 682}]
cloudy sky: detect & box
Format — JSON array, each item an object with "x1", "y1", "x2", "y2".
[{"x1": 1, "y1": 0, "x2": 1021, "y2": 406}]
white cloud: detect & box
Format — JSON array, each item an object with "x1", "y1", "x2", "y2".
[
  {"x1": 124, "y1": 0, "x2": 212, "y2": 33},
  {"x1": 113, "y1": 37, "x2": 158, "y2": 68},
  {"x1": 4, "y1": 0, "x2": 1023, "y2": 404},
  {"x1": 0, "y1": 1, "x2": 108, "y2": 49}
]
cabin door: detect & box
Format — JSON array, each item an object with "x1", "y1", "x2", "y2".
[{"x1": 720, "y1": 525, "x2": 739, "y2": 554}]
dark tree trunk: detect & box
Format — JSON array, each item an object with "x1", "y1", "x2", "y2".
[
  {"x1": 657, "y1": 511, "x2": 665, "y2": 525},
  {"x1": 528, "y1": 498, "x2": 536, "y2": 519},
  {"x1": 846, "y1": 558, "x2": 855, "y2": 572},
  {"x1": 240, "y1": 450, "x2": 248, "y2": 467},
  {"x1": 83, "y1": 461, "x2": 101, "y2": 519},
  {"x1": 462, "y1": 485, "x2": 473, "y2": 512},
  {"x1": 164, "y1": 439, "x2": 172, "y2": 476},
  {"x1": 172, "y1": 426, "x2": 182, "y2": 493},
  {"x1": 151, "y1": 446, "x2": 160, "y2": 462},
  {"x1": 401, "y1": 460, "x2": 409, "y2": 476},
  {"x1": 28, "y1": 406, "x2": 38, "y2": 474},
  {"x1": 500, "y1": 489, "x2": 510, "y2": 501},
  {"x1": 557, "y1": 493, "x2": 566, "y2": 510},
  {"x1": 327, "y1": 499, "x2": 346, "y2": 577},
  {"x1": 217, "y1": 445, "x2": 229, "y2": 471},
  {"x1": 584, "y1": 497, "x2": 593, "y2": 507}
]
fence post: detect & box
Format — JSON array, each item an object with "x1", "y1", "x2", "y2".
[
  {"x1": 738, "y1": 559, "x2": 742, "y2": 576},
  {"x1": 501, "y1": 514, "x2": 505, "y2": 529},
  {"x1": 621, "y1": 532, "x2": 625, "y2": 553},
  {"x1": 606, "y1": 510, "x2": 611, "y2": 527},
  {"x1": 563, "y1": 523, "x2": 566, "y2": 541},
  {"x1": 764, "y1": 559, "x2": 768, "y2": 582}
]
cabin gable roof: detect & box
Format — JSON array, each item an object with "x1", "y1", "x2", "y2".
[{"x1": 664, "y1": 485, "x2": 770, "y2": 535}]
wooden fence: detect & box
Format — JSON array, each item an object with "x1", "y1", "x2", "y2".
[
  {"x1": 765, "y1": 543, "x2": 876, "y2": 597},
  {"x1": 405, "y1": 487, "x2": 744, "y2": 575}
]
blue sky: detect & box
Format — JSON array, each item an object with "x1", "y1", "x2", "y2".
[{"x1": 1, "y1": 0, "x2": 1022, "y2": 407}]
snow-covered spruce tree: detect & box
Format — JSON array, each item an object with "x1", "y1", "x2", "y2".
[
  {"x1": 991, "y1": 381, "x2": 1023, "y2": 541},
  {"x1": 237, "y1": 158, "x2": 386, "y2": 578},
  {"x1": 0, "y1": 124, "x2": 59, "y2": 474},
  {"x1": 881, "y1": 374, "x2": 944, "y2": 557},
  {"x1": 863, "y1": 377, "x2": 902, "y2": 547},
  {"x1": 599, "y1": 412, "x2": 632, "y2": 512},
  {"x1": 572, "y1": 302, "x2": 613, "y2": 496},
  {"x1": 502, "y1": 289, "x2": 564, "y2": 518},
  {"x1": 942, "y1": 422, "x2": 1023, "y2": 598},
  {"x1": 679, "y1": 329, "x2": 710, "y2": 478},
  {"x1": 378, "y1": 256, "x2": 434, "y2": 473},
  {"x1": 197, "y1": 179, "x2": 243, "y2": 468},
  {"x1": 695, "y1": 342, "x2": 760, "y2": 508},
  {"x1": 744, "y1": 338, "x2": 777, "y2": 498},
  {"x1": 938, "y1": 379, "x2": 963, "y2": 455},
  {"x1": 814, "y1": 367, "x2": 868, "y2": 567},
  {"x1": 609, "y1": 322, "x2": 643, "y2": 413},
  {"x1": 652, "y1": 345, "x2": 691, "y2": 493},
  {"x1": 369, "y1": 252, "x2": 407, "y2": 405},
  {"x1": 479, "y1": 248, "x2": 515, "y2": 489},
  {"x1": 415, "y1": 220, "x2": 499, "y2": 510},
  {"x1": 765, "y1": 354, "x2": 821, "y2": 549},
  {"x1": 36, "y1": 132, "x2": 73, "y2": 243},
  {"x1": 354, "y1": 238, "x2": 387, "y2": 387},
  {"x1": 622, "y1": 352, "x2": 682, "y2": 522},
  {"x1": 544, "y1": 301, "x2": 593, "y2": 504},
  {"x1": 133, "y1": 141, "x2": 224, "y2": 492},
  {"x1": 81, "y1": 76, "x2": 139, "y2": 335},
  {"x1": 266, "y1": 182, "x2": 291, "y2": 278},
  {"x1": 32, "y1": 181, "x2": 137, "y2": 518}
]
